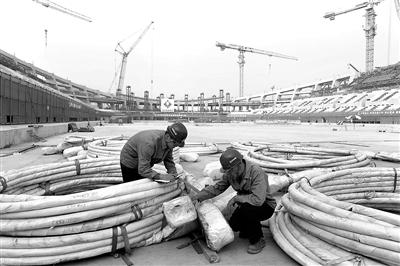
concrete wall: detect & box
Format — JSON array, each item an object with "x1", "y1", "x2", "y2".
[{"x1": 0, "y1": 121, "x2": 99, "y2": 148}]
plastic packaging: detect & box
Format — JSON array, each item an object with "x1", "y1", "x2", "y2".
[
  {"x1": 163, "y1": 195, "x2": 197, "y2": 228},
  {"x1": 197, "y1": 201, "x2": 234, "y2": 251},
  {"x1": 202, "y1": 161, "x2": 224, "y2": 180},
  {"x1": 63, "y1": 146, "x2": 84, "y2": 158},
  {"x1": 179, "y1": 152, "x2": 199, "y2": 162}
]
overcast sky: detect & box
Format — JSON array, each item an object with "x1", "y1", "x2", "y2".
[{"x1": 2, "y1": 0, "x2": 399, "y2": 99}]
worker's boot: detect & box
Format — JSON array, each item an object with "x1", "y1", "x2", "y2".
[{"x1": 247, "y1": 238, "x2": 265, "y2": 254}]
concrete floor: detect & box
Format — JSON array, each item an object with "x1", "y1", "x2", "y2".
[{"x1": 1, "y1": 121, "x2": 399, "y2": 266}]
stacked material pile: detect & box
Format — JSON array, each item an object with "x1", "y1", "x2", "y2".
[
  {"x1": 0, "y1": 157, "x2": 183, "y2": 265},
  {"x1": 270, "y1": 167, "x2": 400, "y2": 266},
  {"x1": 87, "y1": 136, "x2": 219, "y2": 164},
  {"x1": 231, "y1": 142, "x2": 371, "y2": 193},
  {"x1": 245, "y1": 145, "x2": 370, "y2": 174}
]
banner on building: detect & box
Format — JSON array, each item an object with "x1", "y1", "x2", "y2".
[{"x1": 160, "y1": 98, "x2": 175, "y2": 112}]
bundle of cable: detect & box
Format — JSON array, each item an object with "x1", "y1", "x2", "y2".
[
  {"x1": 270, "y1": 167, "x2": 400, "y2": 266},
  {"x1": 0, "y1": 157, "x2": 184, "y2": 265},
  {"x1": 86, "y1": 137, "x2": 181, "y2": 164},
  {"x1": 179, "y1": 143, "x2": 220, "y2": 155},
  {"x1": 86, "y1": 136, "x2": 128, "y2": 158}
]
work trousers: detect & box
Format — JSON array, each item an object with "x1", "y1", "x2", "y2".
[
  {"x1": 120, "y1": 163, "x2": 145, "y2": 182},
  {"x1": 229, "y1": 201, "x2": 274, "y2": 244}
]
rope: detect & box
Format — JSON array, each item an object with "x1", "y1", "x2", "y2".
[{"x1": 393, "y1": 168, "x2": 398, "y2": 193}]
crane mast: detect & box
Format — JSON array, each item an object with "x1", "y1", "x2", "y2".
[
  {"x1": 324, "y1": 1, "x2": 381, "y2": 73},
  {"x1": 115, "y1": 21, "x2": 154, "y2": 97},
  {"x1": 216, "y1": 42, "x2": 298, "y2": 97}
]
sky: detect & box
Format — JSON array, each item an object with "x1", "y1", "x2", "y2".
[{"x1": 2, "y1": 0, "x2": 399, "y2": 99}]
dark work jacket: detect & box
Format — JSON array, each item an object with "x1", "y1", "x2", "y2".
[
  {"x1": 196, "y1": 160, "x2": 275, "y2": 207},
  {"x1": 120, "y1": 130, "x2": 177, "y2": 179}
]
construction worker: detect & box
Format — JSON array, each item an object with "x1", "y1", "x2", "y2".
[
  {"x1": 192, "y1": 148, "x2": 275, "y2": 254},
  {"x1": 120, "y1": 122, "x2": 187, "y2": 182}
]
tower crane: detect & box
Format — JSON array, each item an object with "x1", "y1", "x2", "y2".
[
  {"x1": 395, "y1": 0, "x2": 400, "y2": 21},
  {"x1": 115, "y1": 21, "x2": 154, "y2": 97},
  {"x1": 216, "y1": 42, "x2": 298, "y2": 97},
  {"x1": 32, "y1": 0, "x2": 92, "y2": 22},
  {"x1": 324, "y1": 0, "x2": 382, "y2": 73}
]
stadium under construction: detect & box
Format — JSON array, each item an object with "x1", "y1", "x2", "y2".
[{"x1": 1, "y1": 48, "x2": 399, "y2": 125}]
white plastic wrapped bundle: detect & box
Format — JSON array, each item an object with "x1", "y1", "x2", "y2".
[
  {"x1": 63, "y1": 146, "x2": 84, "y2": 158},
  {"x1": 179, "y1": 152, "x2": 199, "y2": 162},
  {"x1": 163, "y1": 196, "x2": 197, "y2": 228},
  {"x1": 67, "y1": 150, "x2": 88, "y2": 161},
  {"x1": 185, "y1": 175, "x2": 215, "y2": 192},
  {"x1": 197, "y1": 201, "x2": 234, "y2": 251},
  {"x1": 202, "y1": 161, "x2": 224, "y2": 180},
  {"x1": 56, "y1": 142, "x2": 74, "y2": 152},
  {"x1": 41, "y1": 146, "x2": 59, "y2": 155}
]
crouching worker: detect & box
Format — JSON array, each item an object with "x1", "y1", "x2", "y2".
[
  {"x1": 120, "y1": 122, "x2": 187, "y2": 182},
  {"x1": 192, "y1": 148, "x2": 275, "y2": 254}
]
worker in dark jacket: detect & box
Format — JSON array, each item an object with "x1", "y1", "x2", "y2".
[
  {"x1": 192, "y1": 148, "x2": 275, "y2": 254},
  {"x1": 120, "y1": 122, "x2": 187, "y2": 182}
]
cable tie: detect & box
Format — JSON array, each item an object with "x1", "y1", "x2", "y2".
[
  {"x1": 130, "y1": 204, "x2": 143, "y2": 220},
  {"x1": 111, "y1": 227, "x2": 118, "y2": 257},
  {"x1": 119, "y1": 224, "x2": 132, "y2": 255},
  {"x1": 39, "y1": 181, "x2": 53, "y2": 195},
  {"x1": 369, "y1": 162, "x2": 376, "y2": 167},
  {"x1": 0, "y1": 176, "x2": 8, "y2": 193},
  {"x1": 130, "y1": 204, "x2": 138, "y2": 220},
  {"x1": 364, "y1": 191, "x2": 376, "y2": 200},
  {"x1": 43, "y1": 181, "x2": 53, "y2": 196},
  {"x1": 74, "y1": 159, "x2": 81, "y2": 175},
  {"x1": 393, "y1": 168, "x2": 398, "y2": 193}
]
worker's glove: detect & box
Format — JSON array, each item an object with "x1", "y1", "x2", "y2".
[{"x1": 156, "y1": 173, "x2": 177, "y2": 182}]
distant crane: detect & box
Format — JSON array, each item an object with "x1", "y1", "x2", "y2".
[
  {"x1": 115, "y1": 21, "x2": 154, "y2": 97},
  {"x1": 324, "y1": 0, "x2": 383, "y2": 73},
  {"x1": 216, "y1": 42, "x2": 298, "y2": 97},
  {"x1": 32, "y1": 0, "x2": 92, "y2": 22},
  {"x1": 395, "y1": 0, "x2": 400, "y2": 21}
]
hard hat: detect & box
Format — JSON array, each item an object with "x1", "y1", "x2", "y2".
[
  {"x1": 219, "y1": 149, "x2": 243, "y2": 170},
  {"x1": 167, "y1": 122, "x2": 188, "y2": 144}
]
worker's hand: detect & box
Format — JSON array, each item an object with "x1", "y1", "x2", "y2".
[
  {"x1": 233, "y1": 195, "x2": 245, "y2": 204},
  {"x1": 226, "y1": 196, "x2": 239, "y2": 219},
  {"x1": 227, "y1": 196, "x2": 237, "y2": 210},
  {"x1": 156, "y1": 173, "x2": 177, "y2": 183}
]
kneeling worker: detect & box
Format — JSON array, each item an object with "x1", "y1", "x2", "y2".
[
  {"x1": 192, "y1": 148, "x2": 275, "y2": 254},
  {"x1": 120, "y1": 122, "x2": 187, "y2": 182}
]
